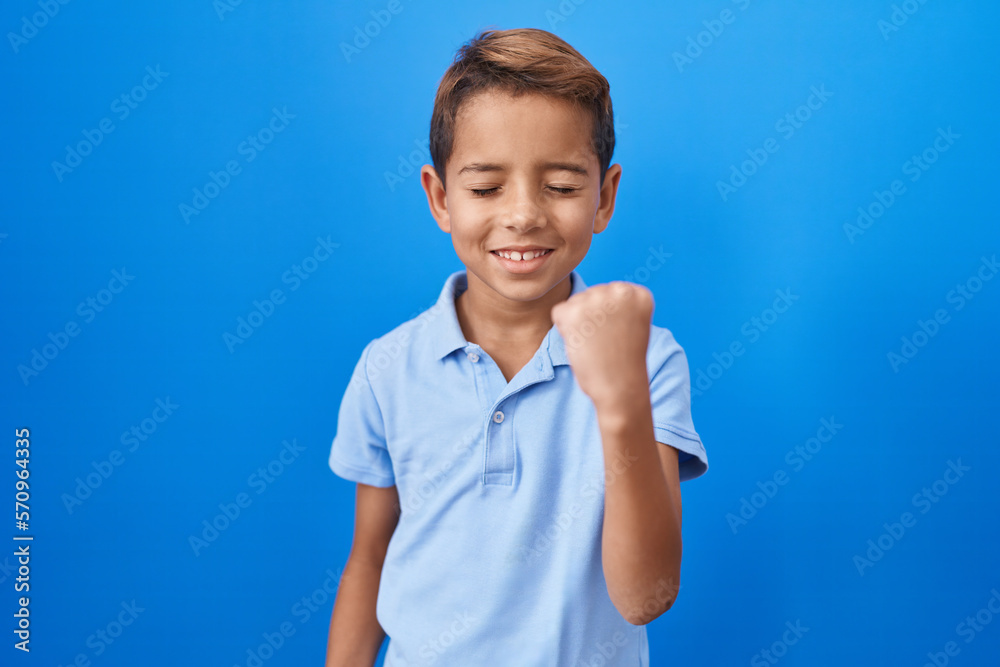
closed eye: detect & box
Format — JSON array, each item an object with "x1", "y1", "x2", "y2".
[{"x1": 470, "y1": 186, "x2": 578, "y2": 198}]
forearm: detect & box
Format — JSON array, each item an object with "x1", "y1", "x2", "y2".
[
  {"x1": 325, "y1": 554, "x2": 387, "y2": 666},
  {"x1": 596, "y1": 383, "x2": 682, "y2": 625}
]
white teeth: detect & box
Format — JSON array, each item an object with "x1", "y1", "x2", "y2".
[{"x1": 495, "y1": 249, "x2": 550, "y2": 261}]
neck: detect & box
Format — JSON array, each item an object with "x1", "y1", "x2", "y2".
[{"x1": 455, "y1": 271, "x2": 573, "y2": 347}]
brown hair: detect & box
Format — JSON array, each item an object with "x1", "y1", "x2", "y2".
[{"x1": 429, "y1": 27, "x2": 615, "y2": 190}]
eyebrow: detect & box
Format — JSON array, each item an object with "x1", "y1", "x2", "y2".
[{"x1": 456, "y1": 161, "x2": 589, "y2": 177}]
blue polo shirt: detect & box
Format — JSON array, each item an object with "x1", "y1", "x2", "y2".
[{"x1": 329, "y1": 269, "x2": 707, "y2": 666}]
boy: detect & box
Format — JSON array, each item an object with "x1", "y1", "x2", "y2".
[{"x1": 326, "y1": 27, "x2": 707, "y2": 666}]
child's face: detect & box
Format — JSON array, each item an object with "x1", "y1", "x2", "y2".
[{"x1": 421, "y1": 90, "x2": 621, "y2": 304}]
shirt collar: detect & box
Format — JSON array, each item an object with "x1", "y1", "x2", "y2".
[{"x1": 428, "y1": 269, "x2": 588, "y2": 367}]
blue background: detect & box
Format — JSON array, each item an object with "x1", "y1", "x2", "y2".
[{"x1": 2, "y1": 1, "x2": 998, "y2": 665}]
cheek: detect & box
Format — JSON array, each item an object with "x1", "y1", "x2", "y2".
[
  {"x1": 447, "y1": 218, "x2": 482, "y2": 252},
  {"x1": 553, "y1": 209, "x2": 596, "y2": 243},
  {"x1": 553, "y1": 197, "x2": 595, "y2": 224}
]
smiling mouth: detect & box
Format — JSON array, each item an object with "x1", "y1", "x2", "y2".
[{"x1": 489, "y1": 248, "x2": 553, "y2": 261}]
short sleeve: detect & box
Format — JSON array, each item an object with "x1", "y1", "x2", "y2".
[
  {"x1": 647, "y1": 327, "x2": 708, "y2": 482},
  {"x1": 328, "y1": 340, "x2": 396, "y2": 487}
]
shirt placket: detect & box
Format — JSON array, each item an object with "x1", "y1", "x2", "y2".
[{"x1": 463, "y1": 342, "x2": 554, "y2": 487}]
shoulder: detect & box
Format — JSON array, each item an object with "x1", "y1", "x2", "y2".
[
  {"x1": 355, "y1": 318, "x2": 428, "y2": 380},
  {"x1": 353, "y1": 299, "x2": 450, "y2": 386},
  {"x1": 646, "y1": 322, "x2": 687, "y2": 370}
]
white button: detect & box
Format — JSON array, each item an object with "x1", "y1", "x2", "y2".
[
  {"x1": 493, "y1": 410, "x2": 505, "y2": 423},
  {"x1": 467, "y1": 352, "x2": 480, "y2": 362}
]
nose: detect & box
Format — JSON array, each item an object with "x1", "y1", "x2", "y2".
[{"x1": 499, "y1": 182, "x2": 546, "y2": 233}]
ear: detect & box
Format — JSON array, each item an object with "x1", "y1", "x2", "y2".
[
  {"x1": 420, "y1": 165, "x2": 451, "y2": 233},
  {"x1": 594, "y1": 163, "x2": 622, "y2": 235}
]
